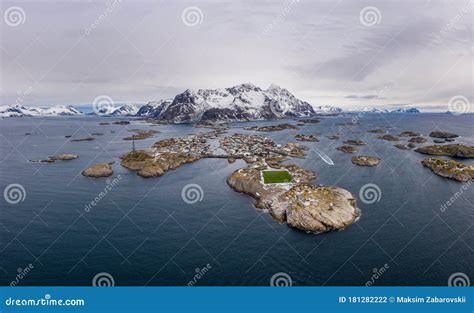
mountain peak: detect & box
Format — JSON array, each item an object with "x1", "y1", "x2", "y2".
[{"x1": 267, "y1": 83, "x2": 282, "y2": 91}]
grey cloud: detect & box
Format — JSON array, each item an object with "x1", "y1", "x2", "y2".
[{"x1": 0, "y1": 0, "x2": 471, "y2": 111}]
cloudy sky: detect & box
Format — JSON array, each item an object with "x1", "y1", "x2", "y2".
[{"x1": 0, "y1": 0, "x2": 472, "y2": 111}]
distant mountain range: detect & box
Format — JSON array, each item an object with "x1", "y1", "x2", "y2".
[
  {"x1": 1, "y1": 83, "x2": 422, "y2": 120},
  {"x1": 351, "y1": 107, "x2": 421, "y2": 114},
  {"x1": 0, "y1": 105, "x2": 82, "y2": 117}
]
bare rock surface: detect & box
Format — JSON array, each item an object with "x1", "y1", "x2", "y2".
[
  {"x1": 343, "y1": 139, "x2": 367, "y2": 146},
  {"x1": 421, "y1": 158, "x2": 474, "y2": 182},
  {"x1": 82, "y1": 163, "x2": 113, "y2": 177},
  {"x1": 227, "y1": 162, "x2": 360, "y2": 233},
  {"x1": 429, "y1": 131, "x2": 459, "y2": 139},
  {"x1": 409, "y1": 136, "x2": 427, "y2": 143},
  {"x1": 49, "y1": 154, "x2": 79, "y2": 161},
  {"x1": 351, "y1": 155, "x2": 380, "y2": 166},
  {"x1": 415, "y1": 144, "x2": 474, "y2": 158},
  {"x1": 336, "y1": 146, "x2": 358, "y2": 153},
  {"x1": 394, "y1": 144, "x2": 411, "y2": 150},
  {"x1": 377, "y1": 134, "x2": 400, "y2": 141}
]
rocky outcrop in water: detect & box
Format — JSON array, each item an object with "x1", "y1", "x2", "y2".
[
  {"x1": 49, "y1": 154, "x2": 79, "y2": 161},
  {"x1": 123, "y1": 129, "x2": 159, "y2": 140},
  {"x1": 377, "y1": 134, "x2": 400, "y2": 141},
  {"x1": 409, "y1": 136, "x2": 427, "y2": 144},
  {"x1": 30, "y1": 154, "x2": 79, "y2": 163},
  {"x1": 394, "y1": 144, "x2": 411, "y2": 150},
  {"x1": 421, "y1": 158, "x2": 474, "y2": 182},
  {"x1": 351, "y1": 156, "x2": 380, "y2": 166},
  {"x1": 70, "y1": 137, "x2": 95, "y2": 142},
  {"x1": 121, "y1": 150, "x2": 201, "y2": 178},
  {"x1": 295, "y1": 134, "x2": 319, "y2": 142},
  {"x1": 244, "y1": 123, "x2": 298, "y2": 132},
  {"x1": 82, "y1": 163, "x2": 113, "y2": 177},
  {"x1": 343, "y1": 139, "x2": 367, "y2": 146},
  {"x1": 336, "y1": 146, "x2": 358, "y2": 153},
  {"x1": 415, "y1": 144, "x2": 474, "y2": 158},
  {"x1": 399, "y1": 131, "x2": 420, "y2": 137},
  {"x1": 368, "y1": 129, "x2": 385, "y2": 134},
  {"x1": 429, "y1": 131, "x2": 459, "y2": 139}
]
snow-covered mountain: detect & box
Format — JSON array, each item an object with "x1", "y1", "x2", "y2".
[
  {"x1": 0, "y1": 105, "x2": 83, "y2": 117},
  {"x1": 110, "y1": 104, "x2": 141, "y2": 116},
  {"x1": 389, "y1": 107, "x2": 420, "y2": 113},
  {"x1": 136, "y1": 99, "x2": 173, "y2": 117},
  {"x1": 312, "y1": 105, "x2": 344, "y2": 114},
  {"x1": 139, "y1": 83, "x2": 323, "y2": 122},
  {"x1": 352, "y1": 107, "x2": 420, "y2": 114}
]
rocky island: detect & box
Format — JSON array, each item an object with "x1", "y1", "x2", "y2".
[
  {"x1": 227, "y1": 160, "x2": 360, "y2": 233},
  {"x1": 429, "y1": 131, "x2": 459, "y2": 139},
  {"x1": 351, "y1": 156, "x2": 380, "y2": 166},
  {"x1": 30, "y1": 154, "x2": 79, "y2": 163},
  {"x1": 409, "y1": 136, "x2": 427, "y2": 144},
  {"x1": 123, "y1": 129, "x2": 159, "y2": 140},
  {"x1": 377, "y1": 134, "x2": 400, "y2": 141},
  {"x1": 421, "y1": 158, "x2": 474, "y2": 182},
  {"x1": 343, "y1": 139, "x2": 367, "y2": 146},
  {"x1": 82, "y1": 163, "x2": 114, "y2": 177},
  {"x1": 244, "y1": 123, "x2": 298, "y2": 132},
  {"x1": 295, "y1": 134, "x2": 319, "y2": 142},
  {"x1": 336, "y1": 146, "x2": 358, "y2": 153},
  {"x1": 415, "y1": 144, "x2": 474, "y2": 158}
]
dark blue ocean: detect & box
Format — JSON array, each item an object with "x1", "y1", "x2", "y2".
[{"x1": 0, "y1": 114, "x2": 472, "y2": 286}]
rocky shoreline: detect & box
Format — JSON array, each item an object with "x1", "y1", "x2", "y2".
[
  {"x1": 421, "y1": 158, "x2": 474, "y2": 182},
  {"x1": 227, "y1": 160, "x2": 360, "y2": 233}
]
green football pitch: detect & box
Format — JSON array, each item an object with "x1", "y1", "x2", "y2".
[{"x1": 262, "y1": 170, "x2": 293, "y2": 184}]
